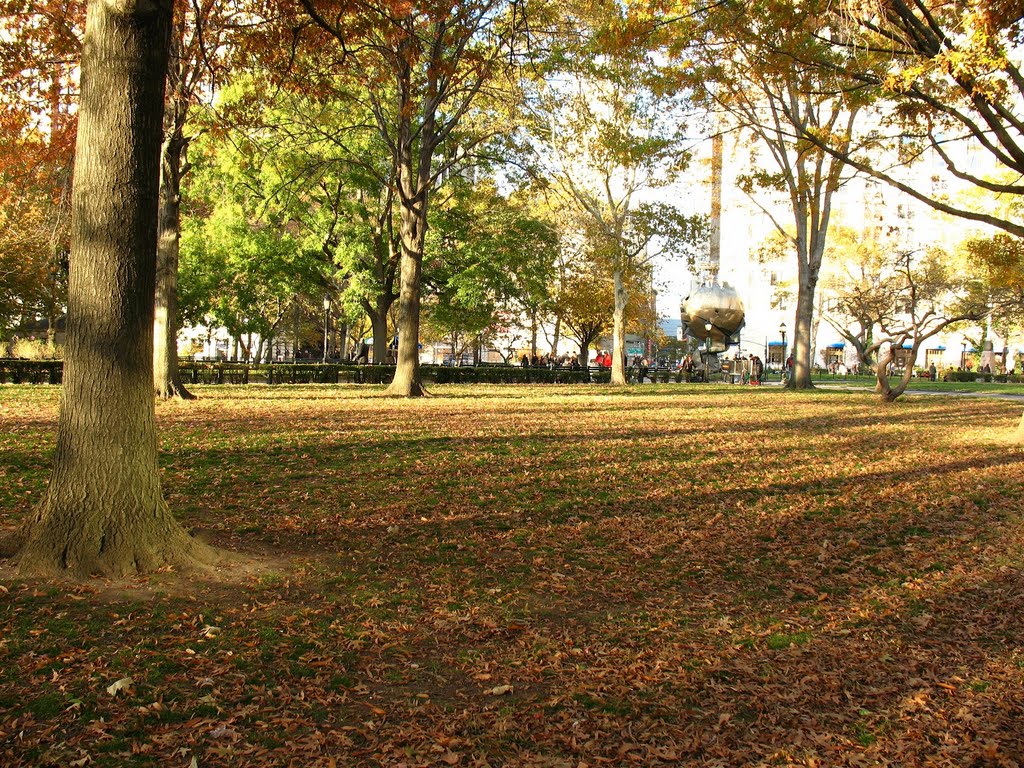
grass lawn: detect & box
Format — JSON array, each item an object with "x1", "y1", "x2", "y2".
[
  {"x1": 811, "y1": 373, "x2": 1024, "y2": 396},
  {"x1": 2, "y1": 383, "x2": 1024, "y2": 767}
]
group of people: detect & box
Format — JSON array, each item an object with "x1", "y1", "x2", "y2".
[
  {"x1": 630, "y1": 356, "x2": 651, "y2": 383},
  {"x1": 519, "y1": 353, "x2": 583, "y2": 369},
  {"x1": 725, "y1": 354, "x2": 766, "y2": 384},
  {"x1": 513, "y1": 349, "x2": 1019, "y2": 381},
  {"x1": 826, "y1": 360, "x2": 860, "y2": 376},
  {"x1": 747, "y1": 355, "x2": 765, "y2": 384},
  {"x1": 517, "y1": 350, "x2": 641, "y2": 369}
]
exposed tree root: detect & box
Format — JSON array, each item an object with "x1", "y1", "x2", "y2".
[
  {"x1": 16, "y1": 508, "x2": 221, "y2": 580},
  {"x1": 155, "y1": 380, "x2": 196, "y2": 400},
  {"x1": 0, "y1": 529, "x2": 25, "y2": 559},
  {"x1": 384, "y1": 379, "x2": 430, "y2": 398}
]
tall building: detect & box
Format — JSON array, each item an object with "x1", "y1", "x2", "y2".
[{"x1": 668, "y1": 126, "x2": 1011, "y2": 372}]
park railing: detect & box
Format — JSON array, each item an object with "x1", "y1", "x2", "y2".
[
  {"x1": 0, "y1": 359, "x2": 744, "y2": 386},
  {"x1": 0, "y1": 359, "x2": 63, "y2": 384},
  {"x1": 179, "y1": 362, "x2": 612, "y2": 385}
]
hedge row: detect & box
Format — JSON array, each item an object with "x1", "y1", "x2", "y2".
[
  {"x1": 178, "y1": 362, "x2": 395, "y2": 385},
  {"x1": 1, "y1": 360, "x2": 693, "y2": 386},
  {"x1": 0, "y1": 359, "x2": 63, "y2": 384},
  {"x1": 941, "y1": 371, "x2": 1023, "y2": 383},
  {"x1": 180, "y1": 363, "x2": 615, "y2": 385},
  {"x1": 0, "y1": 360, "x2": 749, "y2": 386}
]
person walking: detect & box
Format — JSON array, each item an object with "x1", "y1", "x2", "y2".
[{"x1": 751, "y1": 355, "x2": 764, "y2": 385}]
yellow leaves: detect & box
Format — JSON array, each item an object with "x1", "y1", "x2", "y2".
[{"x1": 881, "y1": 62, "x2": 930, "y2": 94}]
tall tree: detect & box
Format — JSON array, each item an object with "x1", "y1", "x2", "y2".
[
  {"x1": 959, "y1": 220, "x2": 1024, "y2": 440},
  {"x1": 0, "y1": 168, "x2": 69, "y2": 335},
  {"x1": 154, "y1": 1, "x2": 235, "y2": 398},
  {"x1": 530, "y1": 53, "x2": 702, "y2": 385},
  {"x1": 181, "y1": 76, "x2": 403, "y2": 363},
  {"x1": 797, "y1": 1, "x2": 1024, "y2": 238},
  {"x1": 291, "y1": 0, "x2": 530, "y2": 396},
  {"x1": 821, "y1": 225, "x2": 899, "y2": 372},
  {"x1": 685, "y1": 0, "x2": 864, "y2": 389},
  {"x1": 179, "y1": 199, "x2": 325, "y2": 358},
  {"x1": 16, "y1": 0, "x2": 210, "y2": 577},
  {"x1": 559, "y1": 263, "x2": 613, "y2": 370},
  {"x1": 424, "y1": 178, "x2": 559, "y2": 358}
]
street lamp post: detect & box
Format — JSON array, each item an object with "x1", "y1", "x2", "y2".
[
  {"x1": 322, "y1": 295, "x2": 331, "y2": 364},
  {"x1": 961, "y1": 340, "x2": 967, "y2": 369},
  {"x1": 779, "y1": 321, "x2": 787, "y2": 374}
]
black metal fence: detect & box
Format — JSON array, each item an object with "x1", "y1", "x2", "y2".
[
  {"x1": 0, "y1": 359, "x2": 707, "y2": 386},
  {"x1": 0, "y1": 359, "x2": 63, "y2": 384}
]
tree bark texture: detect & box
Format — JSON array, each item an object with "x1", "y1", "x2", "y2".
[
  {"x1": 363, "y1": 223, "x2": 398, "y2": 365},
  {"x1": 785, "y1": 181, "x2": 833, "y2": 390},
  {"x1": 153, "y1": 128, "x2": 193, "y2": 398},
  {"x1": 875, "y1": 342, "x2": 919, "y2": 403},
  {"x1": 367, "y1": 299, "x2": 390, "y2": 366},
  {"x1": 788, "y1": 242, "x2": 818, "y2": 389},
  {"x1": 18, "y1": 0, "x2": 209, "y2": 577},
  {"x1": 610, "y1": 269, "x2": 628, "y2": 385},
  {"x1": 385, "y1": 107, "x2": 431, "y2": 397},
  {"x1": 153, "y1": 15, "x2": 193, "y2": 399},
  {"x1": 530, "y1": 309, "x2": 538, "y2": 359},
  {"x1": 550, "y1": 315, "x2": 561, "y2": 358},
  {"x1": 386, "y1": 196, "x2": 428, "y2": 396}
]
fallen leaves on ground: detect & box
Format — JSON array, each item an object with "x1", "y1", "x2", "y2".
[{"x1": 1, "y1": 384, "x2": 1023, "y2": 767}]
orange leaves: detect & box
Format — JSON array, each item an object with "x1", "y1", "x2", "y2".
[{"x1": 4, "y1": 386, "x2": 1024, "y2": 764}]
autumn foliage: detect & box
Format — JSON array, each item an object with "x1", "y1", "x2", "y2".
[{"x1": 2, "y1": 385, "x2": 1023, "y2": 766}]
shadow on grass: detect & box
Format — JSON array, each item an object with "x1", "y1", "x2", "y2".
[{"x1": 2, "y1": 388, "x2": 1023, "y2": 766}]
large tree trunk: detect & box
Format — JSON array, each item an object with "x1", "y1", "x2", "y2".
[
  {"x1": 17, "y1": 0, "x2": 210, "y2": 578},
  {"x1": 367, "y1": 299, "x2": 390, "y2": 366},
  {"x1": 153, "y1": 131, "x2": 193, "y2": 399},
  {"x1": 530, "y1": 308, "x2": 538, "y2": 359},
  {"x1": 788, "y1": 275, "x2": 816, "y2": 389},
  {"x1": 153, "y1": 15, "x2": 192, "y2": 400},
  {"x1": 386, "y1": 200, "x2": 428, "y2": 396},
  {"x1": 291, "y1": 298, "x2": 300, "y2": 360},
  {"x1": 886, "y1": 356, "x2": 916, "y2": 402},
  {"x1": 46, "y1": 306, "x2": 58, "y2": 348},
  {"x1": 875, "y1": 344, "x2": 896, "y2": 400},
  {"x1": 875, "y1": 342, "x2": 917, "y2": 402},
  {"x1": 785, "y1": 197, "x2": 821, "y2": 390},
  {"x1": 610, "y1": 269, "x2": 628, "y2": 385}
]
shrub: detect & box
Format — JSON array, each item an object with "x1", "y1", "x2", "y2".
[
  {"x1": 431, "y1": 365, "x2": 596, "y2": 385},
  {"x1": 9, "y1": 338, "x2": 62, "y2": 360}
]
